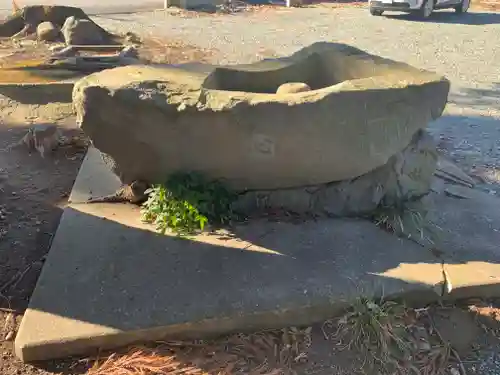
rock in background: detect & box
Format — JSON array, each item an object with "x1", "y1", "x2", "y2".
[
  {"x1": 36, "y1": 21, "x2": 59, "y2": 42},
  {"x1": 0, "y1": 5, "x2": 116, "y2": 42},
  {"x1": 61, "y1": 16, "x2": 105, "y2": 46}
]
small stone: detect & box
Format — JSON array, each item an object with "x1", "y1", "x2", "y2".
[
  {"x1": 417, "y1": 341, "x2": 431, "y2": 351},
  {"x1": 119, "y1": 45, "x2": 139, "y2": 59},
  {"x1": 36, "y1": 22, "x2": 60, "y2": 42},
  {"x1": 4, "y1": 331, "x2": 14, "y2": 341},
  {"x1": 276, "y1": 82, "x2": 311, "y2": 94},
  {"x1": 61, "y1": 16, "x2": 105, "y2": 45}
]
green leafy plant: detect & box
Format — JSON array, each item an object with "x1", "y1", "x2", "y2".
[{"x1": 141, "y1": 172, "x2": 237, "y2": 235}]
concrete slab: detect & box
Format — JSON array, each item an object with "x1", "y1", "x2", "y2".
[
  {"x1": 15, "y1": 150, "x2": 447, "y2": 362},
  {"x1": 14, "y1": 147, "x2": 500, "y2": 362},
  {"x1": 427, "y1": 187, "x2": 500, "y2": 299},
  {"x1": 68, "y1": 146, "x2": 122, "y2": 203}
]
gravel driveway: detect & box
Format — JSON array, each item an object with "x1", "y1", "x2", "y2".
[{"x1": 94, "y1": 7, "x2": 500, "y2": 191}]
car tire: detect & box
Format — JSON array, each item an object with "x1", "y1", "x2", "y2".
[
  {"x1": 454, "y1": 0, "x2": 470, "y2": 13},
  {"x1": 370, "y1": 7, "x2": 384, "y2": 15},
  {"x1": 417, "y1": 0, "x2": 434, "y2": 18}
]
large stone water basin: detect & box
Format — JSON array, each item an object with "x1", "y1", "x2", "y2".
[{"x1": 73, "y1": 42, "x2": 450, "y2": 190}]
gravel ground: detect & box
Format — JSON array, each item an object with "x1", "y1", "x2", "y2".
[
  {"x1": 478, "y1": 348, "x2": 500, "y2": 375},
  {"x1": 94, "y1": 6, "x2": 500, "y2": 190}
]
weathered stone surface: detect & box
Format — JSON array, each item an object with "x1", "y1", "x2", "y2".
[
  {"x1": 234, "y1": 129, "x2": 438, "y2": 216},
  {"x1": 36, "y1": 22, "x2": 59, "y2": 42},
  {"x1": 276, "y1": 82, "x2": 311, "y2": 94},
  {"x1": 435, "y1": 157, "x2": 476, "y2": 188},
  {"x1": 0, "y1": 5, "x2": 109, "y2": 38},
  {"x1": 62, "y1": 16, "x2": 105, "y2": 46},
  {"x1": 73, "y1": 42, "x2": 449, "y2": 191}
]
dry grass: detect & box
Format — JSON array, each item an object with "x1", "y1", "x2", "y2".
[
  {"x1": 371, "y1": 200, "x2": 441, "y2": 246},
  {"x1": 323, "y1": 298, "x2": 454, "y2": 375},
  {"x1": 87, "y1": 328, "x2": 311, "y2": 375},
  {"x1": 86, "y1": 299, "x2": 475, "y2": 375}
]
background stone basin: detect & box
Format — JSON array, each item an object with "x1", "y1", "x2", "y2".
[
  {"x1": 74, "y1": 42, "x2": 450, "y2": 191},
  {"x1": 0, "y1": 58, "x2": 84, "y2": 104}
]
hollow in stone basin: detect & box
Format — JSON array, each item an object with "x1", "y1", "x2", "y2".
[{"x1": 73, "y1": 42, "x2": 450, "y2": 191}]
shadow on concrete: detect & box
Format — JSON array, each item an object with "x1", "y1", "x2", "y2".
[
  {"x1": 386, "y1": 10, "x2": 500, "y2": 25},
  {"x1": 16, "y1": 178, "x2": 500, "y2": 357},
  {"x1": 19, "y1": 198, "x2": 500, "y2": 372},
  {"x1": 8, "y1": 107, "x2": 500, "y2": 368}
]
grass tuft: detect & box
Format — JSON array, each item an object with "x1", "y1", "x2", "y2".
[
  {"x1": 322, "y1": 297, "x2": 453, "y2": 375},
  {"x1": 370, "y1": 200, "x2": 441, "y2": 245},
  {"x1": 323, "y1": 296, "x2": 411, "y2": 373}
]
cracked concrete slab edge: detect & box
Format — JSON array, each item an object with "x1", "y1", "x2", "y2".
[
  {"x1": 442, "y1": 262, "x2": 500, "y2": 300},
  {"x1": 16, "y1": 287, "x2": 441, "y2": 363}
]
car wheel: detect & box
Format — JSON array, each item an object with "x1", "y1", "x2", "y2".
[
  {"x1": 455, "y1": 0, "x2": 470, "y2": 13},
  {"x1": 370, "y1": 7, "x2": 384, "y2": 15},
  {"x1": 417, "y1": 0, "x2": 434, "y2": 18}
]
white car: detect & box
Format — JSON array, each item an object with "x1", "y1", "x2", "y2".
[{"x1": 369, "y1": 0, "x2": 470, "y2": 18}]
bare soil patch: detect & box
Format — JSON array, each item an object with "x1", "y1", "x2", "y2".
[{"x1": 0, "y1": 34, "x2": 213, "y2": 375}]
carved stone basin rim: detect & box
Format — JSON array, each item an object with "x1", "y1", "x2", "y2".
[{"x1": 73, "y1": 42, "x2": 450, "y2": 191}]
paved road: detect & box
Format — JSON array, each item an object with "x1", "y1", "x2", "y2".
[{"x1": 92, "y1": 7, "x2": 500, "y2": 188}]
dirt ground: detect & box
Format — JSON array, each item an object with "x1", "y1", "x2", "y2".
[
  {"x1": 0, "y1": 35, "x2": 214, "y2": 375},
  {"x1": 0, "y1": 6, "x2": 500, "y2": 374}
]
